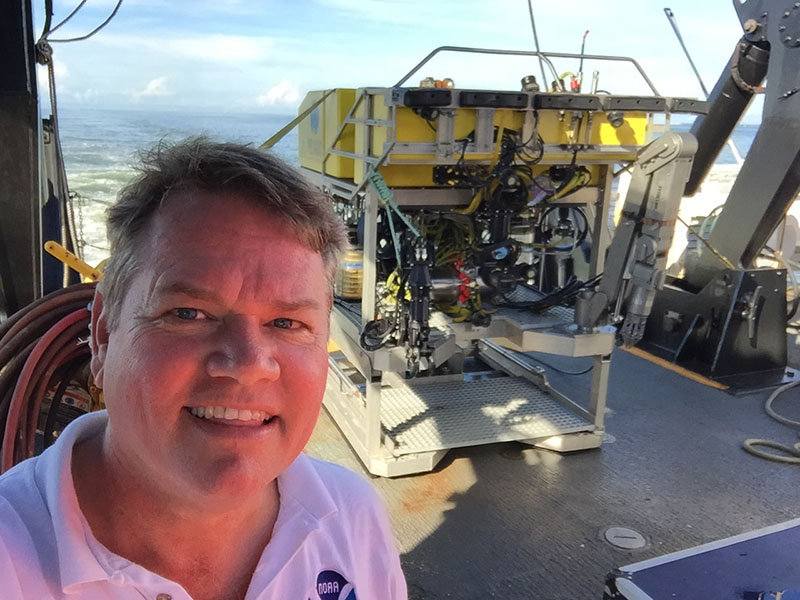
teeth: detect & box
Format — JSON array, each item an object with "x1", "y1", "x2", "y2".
[{"x1": 189, "y1": 406, "x2": 270, "y2": 423}]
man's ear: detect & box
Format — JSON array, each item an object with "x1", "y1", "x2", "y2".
[{"x1": 90, "y1": 288, "x2": 110, "y2": 389}]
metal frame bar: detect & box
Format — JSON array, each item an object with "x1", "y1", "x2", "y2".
[{"x1": 394, "y1": 46, "x2": 660, "y2": 95}]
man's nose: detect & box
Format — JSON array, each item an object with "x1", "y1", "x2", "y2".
[{"x1": 205, "y1": 317, "x2": 280, "y2": 384}]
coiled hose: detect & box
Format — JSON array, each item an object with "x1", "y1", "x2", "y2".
[
  {"x1": 0, "y1": 283, "x2": 96, "y2": 473},
  {"x1": 743, "y1": 380, "x2": 800, "y2": 465}
]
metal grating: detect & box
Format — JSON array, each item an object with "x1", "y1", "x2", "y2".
[
  {"x1": 380, "y1": 376, "x2": 592, "y2": 455},
  {"x1": 492, "y1": 305, "x2": 574, "y2": 328},
  {"x1": 487, "y1": 286, "x2": 576, "y2": 328}
]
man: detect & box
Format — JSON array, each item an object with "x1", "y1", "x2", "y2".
[{"x1": 0, "y1": 139, "x2": 408, "y2": 600}]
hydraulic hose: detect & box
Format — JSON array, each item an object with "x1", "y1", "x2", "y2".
[
  {"x1": 0, "y1": 283, "x2": 95, "y2": 473},
  {"x1": 25, "y1": 324, "x2": 90, "y2": 458},
  {"x1": 2, "y1": 308, "x2": 89, "y2": 471}
]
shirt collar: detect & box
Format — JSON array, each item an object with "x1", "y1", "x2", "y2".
[{"x1": 36, "y1": 411, "x2": 339, "y2": 592}]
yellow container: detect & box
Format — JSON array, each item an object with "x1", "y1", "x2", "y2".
[{"x1": 298, "y1": 88, "x2": 356, "y2": 178}]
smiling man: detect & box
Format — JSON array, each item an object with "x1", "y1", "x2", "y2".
[{"x1": 0, "y1": 139, "x2": 407, "y2": 600}]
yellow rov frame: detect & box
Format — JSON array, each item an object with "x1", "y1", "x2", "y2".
[
  {"x1": 298, "y1": 47, "x2": 706, "y2": 477},
  {"x1": 299, "y1": 88, "x2": 650, "y2": 186}
]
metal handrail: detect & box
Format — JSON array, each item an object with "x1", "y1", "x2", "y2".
[{"x1": 393, "y1": 45, "x2": 660, "y2": 96}]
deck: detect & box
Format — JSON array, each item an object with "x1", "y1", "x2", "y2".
[{"x1": 305, "y1": 344, "x2": 800, "y2": 599}]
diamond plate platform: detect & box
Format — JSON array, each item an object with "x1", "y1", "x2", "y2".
[
  {"x1": 487, "y1": 286, "x2": 576, "y2": 328},
  {"x1": 381, "y1": 376, "x2": 592, "y2": 455}
]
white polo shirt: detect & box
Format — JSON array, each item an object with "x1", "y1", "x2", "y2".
[{"x1": 0, "y1": 411, "x2": 407, "y2": 600}]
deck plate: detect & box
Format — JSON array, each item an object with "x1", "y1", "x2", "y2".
[{"x1": 381, "y1": 376, "x2": 592, "y2": 455}]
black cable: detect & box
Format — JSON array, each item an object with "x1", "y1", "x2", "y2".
[
  {"x1": 516, "y1": 133, "x2": 544, "y2": 166},
  {"x1": 525, "y1": 354, "x2": 593, "y2": 376},
  {"x1": 48, "y1": 0, "x2": 124, "y2": 43},
  {"x1": 43, "y1": 356, "x2": 87, "y2": 449},
  {"x1": 359, "y1": 319, "x2": 396, "y2": 351},
  {"x1": 46, "y1": 0, "x2": 88, "y2": 37},
  {"x1": 41, "y1": 0, "x2": 55, "y2": 38},
  {"x1": 500, "y1": 274, "x2": 602, "y2": 313}
]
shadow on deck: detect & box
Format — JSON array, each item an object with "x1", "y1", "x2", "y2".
[{"x1": 306, "y1": 344, "x2": 800, "y2": 599}]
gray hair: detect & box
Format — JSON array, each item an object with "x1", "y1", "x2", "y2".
[{"x1": 101, "y1": 137, "x2": 347, "y2": 329}]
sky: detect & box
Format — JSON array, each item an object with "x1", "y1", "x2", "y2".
[{"x1": 34, "y1": 0, "x2": 763, "y2": 120}]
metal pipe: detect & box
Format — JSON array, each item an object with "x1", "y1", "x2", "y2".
[{"x1": 526, "y1": 0, "x2": 550, "y2": 92}]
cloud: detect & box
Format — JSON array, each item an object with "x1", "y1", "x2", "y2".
[
  {"x1": 256, "y1": 79, "x2": 301, "y2": 106},
  {"x1": 172, "y1": 34, "x2": 273, "y2": 62},
  {"x1": 72, "y1": 88, "x2": 98, "y2": 102},
  {"x1": 132, "y1": 76, "x2": 171, "y2": 99},
  {"x1": 96, "y1": 33, "x2": 274, "y2": 63}
]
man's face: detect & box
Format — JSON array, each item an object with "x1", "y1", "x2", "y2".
[{"x1": 92, "y1": 191, "x2": 332, "y2": 508}]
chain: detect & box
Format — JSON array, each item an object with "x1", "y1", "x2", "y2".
[{"x1": 70, "y1": 192, "x2": 87, "y2": 261}]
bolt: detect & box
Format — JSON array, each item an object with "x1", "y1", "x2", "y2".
[
  {"x1": 744, "y1": 18, "x2": 760, "y2": 33},
  {"x1": 787, "y1": 36, "x2": 794, "y2": 43},
  {"x1": 780, "y1": 25, "x2": 787, "y2": 31},
  {"x1": 784, "y1": 10, "x2": 792, "y2": 17}
]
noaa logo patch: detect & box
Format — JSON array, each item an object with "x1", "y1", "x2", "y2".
[{"x1": 314, "y1": 569, "x2": 356, "y2": 600}]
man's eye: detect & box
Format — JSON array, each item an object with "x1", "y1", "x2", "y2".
[
  {"x1": 172, "y1": 308, "x2": 205, "y2": 321},
  {"x1": 272, "y1": 317, "x2": 297, "y2": 329}
]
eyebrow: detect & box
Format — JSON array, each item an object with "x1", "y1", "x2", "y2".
[{"x1": 155, "y1": 282, "x2": 325, "y2": 312}]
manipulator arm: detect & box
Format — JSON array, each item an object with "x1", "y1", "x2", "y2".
[{"x1": 574, "y1": 132, "x2": 697, "y2": 346}]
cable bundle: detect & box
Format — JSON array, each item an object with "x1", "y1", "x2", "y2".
[
  {"x1": 0, "y1": 283, "x2": 96, "y2": 473},
  {"x1": 499, "y1": 274, "x2": 602, "y2": 313}
]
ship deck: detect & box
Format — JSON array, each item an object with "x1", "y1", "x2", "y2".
[{"x1": 305, "y1": 343, "x2": 800, "y2": 599}]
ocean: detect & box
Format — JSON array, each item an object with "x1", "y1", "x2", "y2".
[
  {"x1": 59, "y1": 107, "x2": 299, "y2": 267},
  {"x1": 58, "y1": 106, "x2": 758, "y2": 268}
]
